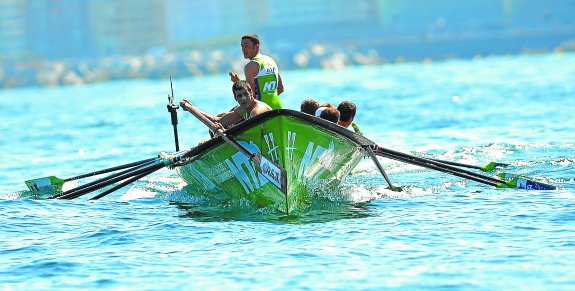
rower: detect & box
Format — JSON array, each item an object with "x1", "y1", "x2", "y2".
[
  {"x1": 314, "y1": 103, "x2": 339, "y2": 123},
  {"x1": 337, "y1": 101, "x2": 356, "y2": 128},
  {"x1": 180, "y1": 80, "x2": 271, "y2": 132},
  {"x1": 300, "y1": 98, "x2": 320, "y2": 115}
]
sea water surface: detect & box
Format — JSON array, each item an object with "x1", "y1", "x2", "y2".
[{"x1": 1, "y1": 53, "x2": 574, "y2": 290}]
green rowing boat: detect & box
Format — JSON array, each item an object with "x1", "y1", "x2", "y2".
[{"x1": 176, "y1": 109, "x2": 373, "y2": 213}]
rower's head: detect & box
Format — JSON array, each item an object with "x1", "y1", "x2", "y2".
[
  {"x1": 319, "y1": 107, "x2": 340, "y2": 124},
  {"x1": 232, "y1": 80, "x2": 255, "y2": 109},
  {"x1": 315, "y1": 103, "x2": 335, "y2": 117},
  {"x1": 300, "y1": 99, "x2": 320, "y2": 115},
  {"x1": 337, "y1": 101, "x2": 356, "y2": 128},
  {"x1": 241, "y1": 34, "x2": 260, "y2": 59}
]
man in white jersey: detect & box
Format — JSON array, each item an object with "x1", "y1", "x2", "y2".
[{"x1": 229, "y1": 34, "x2": 284, "y2": 109}]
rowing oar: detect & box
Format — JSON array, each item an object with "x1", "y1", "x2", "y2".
[
  {"x1": 363, "y1": 146, "x2": 402, "y2": 191},
  {"x1": 375, "y1": 148, "x2": 501, "y2": 187},
  {"x1": 373, "y1": 145, "x2": 555, "y2": 190},
  {"x1": 50, "y1": 151, "x2": 188, "y2": 200},
  {"x1": 352, "y1": 123, "x2": 553, "y2": 189},
  {"x1": 351, "y1": 122, "x2": 506, "y2": 173},
  {"x1": 26, "y1": 157, "x2": 157, "y2": 193},
  {"x1": 183, "y1": 103, "x2": 288, "y2": 194},
  {"x1": 50, "y1": 158, "x2": 158, "y2": 199},
  {"x1": 428, "y1": 158, "x2": 509, "y2": 172},
  {"x1": 351, "y1": 123, "x2": 401, "y2": 191},
  {"x1": 88, "y1": 166, "x2": 160, "y2": 200}
]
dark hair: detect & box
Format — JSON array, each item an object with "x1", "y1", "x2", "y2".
[
  {"x1": 232, "y1": 80, "x2": 251, "y2": 93},
  {"x1": 320, "y1": 107, "x2": 340, "y2": 123},
  {"x1": 242, "y1": 34, "x2": 260, "y2": 46},
  {"x1": 337, "y1": 101, "x2": 356, "y2": 122},
  {"x1": 320, "y1": 102, "x2": 335, "y2": 108},
  {"x1": 300, "y1": 99, "x2": 320, "y2": 115}
]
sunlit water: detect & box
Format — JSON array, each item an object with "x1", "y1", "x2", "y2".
[{"x1": 1, "y1": 53, "x2": 574, "y2": 289}]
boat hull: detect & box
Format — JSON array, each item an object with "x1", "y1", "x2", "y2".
[{"x1": 176, "y1": 110, "x2": 373, "y2": 213}]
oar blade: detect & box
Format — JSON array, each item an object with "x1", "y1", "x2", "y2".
[
  {"x1": 498, "y1": 173, "x2": 556, "y2": 190},
  {"x1": 480, "y1": 162, "x2": 510, "y2": 172},
  {"x1": 25, "y1": 176, "x2": 65, "y2": 193}
]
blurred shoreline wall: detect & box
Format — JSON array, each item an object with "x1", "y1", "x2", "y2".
[{"x1": 1, "y1": 0, "x2": 574, "y2": 89}]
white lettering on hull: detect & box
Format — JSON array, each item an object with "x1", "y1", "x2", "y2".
[
  {"x1": 224, "y1": 141, "x2": 269, "y2": 194},
  {"x1": 221, "y1": 134, "x2": 336, "y2": 194},
  {"x1": 286, "y1": 131, "x2": 297, "y2": 161},
  {"x1": 297, "y1": 141, "x2": 334, "y2": 185},
  {"x1": 264, "y1": 132, "x2": 279, "y2": 162}
]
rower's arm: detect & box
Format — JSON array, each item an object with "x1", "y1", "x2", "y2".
[
  {"x1": 180, "y1": 99, "x2": 217, "y2": 123},
  {"x1": 277, "y1": 73, "x2": 284, "y2": 95},
  {"x1": 217, "y1": 108, "x2": 244, "y2": 128},
  {"x1": 244, "y1": 61, "x2": 259, "y2": 96},
  {"x1": 251, "y1": 102, "x2": 272, "y2": 117}
]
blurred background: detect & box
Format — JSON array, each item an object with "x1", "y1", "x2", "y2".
[{"x1": 1, "y1": 0, "x2": 574, "y2": 89}]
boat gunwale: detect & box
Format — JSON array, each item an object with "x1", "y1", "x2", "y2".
[{"x1": 181, "y1": 109, "x2": 375, "y2": 159}]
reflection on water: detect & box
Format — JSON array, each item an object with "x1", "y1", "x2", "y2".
[{"x1": 172, "y1": 201, "x2": 375, "y2": 224}]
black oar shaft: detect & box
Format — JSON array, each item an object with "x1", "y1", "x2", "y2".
[
  {"x1": 63, "y1": 157, "x2": 157, "y2": 182},
  {"x1": 59, "y1": 162, "x2": 165, "y2": 200},
  {"x1": 378, "y1": 151, "x2": 499, "y2": 187},
  {"x1": 376, "y1": 146, "x2": 506, "y2": 185},
  {"x1": 53, "y1": 161, "x2": 163, "y2": 200},
  {"x1": 50, "y1": 159, "x2": 157, "y2": 199},
  {"x1": 364, "y1": 146, "x2": 397, "y2": 190},
  {"x1": 428, "y1": 158, "x2": 482, "y2": 170},
  {"x1": 89, "y1": 167, "x2": 160, "y2": 200}
]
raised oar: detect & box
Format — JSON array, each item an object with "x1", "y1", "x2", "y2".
[
  {"x1": 184, "y1": 104, "x2": 287, "y2": 194},
  {"x1": 25, "y1": 157, "x2": 156, "y2": 193}
]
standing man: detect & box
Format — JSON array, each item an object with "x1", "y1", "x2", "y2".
[{"x1": 229, "y1": 34, "x2": 284, "y2": 110}]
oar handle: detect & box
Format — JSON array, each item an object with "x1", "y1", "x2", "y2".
[{"x1": 182, "y1": 101, "x2": 219, "y2": 130}]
